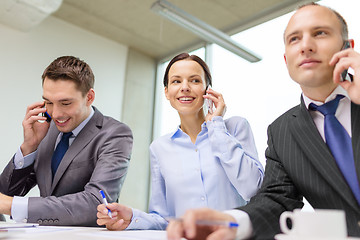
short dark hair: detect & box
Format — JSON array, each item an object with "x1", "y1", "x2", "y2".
[
  {"x1": 163, "y1": 53, "x2": 212, "y2": 88},
  {"x1": 297, "y1": 2, "x2": 348, "y2": 40},
  {"x1": 42, "y1": 56, "x2": 95, "y2": 96}
]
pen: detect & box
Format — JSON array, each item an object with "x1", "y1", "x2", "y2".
[
  {"x1": 99, "y1": 190, "x2": 112, "y2": 218},
  {"x1": 167, "y1": 218, "x2": 239, "y2": 228},
  {"x1": 196, "y1": 220, "x2": 239, "y2": 228}
]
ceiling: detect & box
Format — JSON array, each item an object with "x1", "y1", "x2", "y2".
[{"x1": 53, "y1": 0, "x2": 314, "y2": 61}]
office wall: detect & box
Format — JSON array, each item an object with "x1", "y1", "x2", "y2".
[
  {"x1": 119, "y1": 49, "x2": 156, "y2": 211},
  {"x1": 0, "y1": 16, "x2": 128, "y2": 196}
]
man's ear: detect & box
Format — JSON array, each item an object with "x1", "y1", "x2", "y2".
[{"x1": 86, "y1": 88, "x2": 95, "y2": 106}]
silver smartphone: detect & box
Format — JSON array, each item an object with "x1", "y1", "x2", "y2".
[{"x1": 205, "y1": 95, "x2": 214, "y2": 114}]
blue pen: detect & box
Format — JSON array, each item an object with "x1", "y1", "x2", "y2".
[
  {"x1": 99, "y1": 190, "x2": 112, "y2": 218},
  {"x1": 195, "y1": 220, "x2": 239, "y2": 228}
]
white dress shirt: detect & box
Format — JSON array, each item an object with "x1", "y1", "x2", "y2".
[{"x1": 230, "y1": 85, "x2": 351, "y2": 239}]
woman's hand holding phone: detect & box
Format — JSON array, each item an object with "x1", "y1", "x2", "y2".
[{"x1": 204, "y1": 89, "x2": 226, "y2": 122}]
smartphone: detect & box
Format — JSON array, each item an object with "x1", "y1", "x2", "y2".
[
  {"x1": 204, "y1": 94, "x2": 214, "y2": 114},
  {"x1": 42, "y1": 111, "x2": 52, "y2": 122},
  {"x1": 340, "y1": 41, "x2": 351, "y2": 81}
]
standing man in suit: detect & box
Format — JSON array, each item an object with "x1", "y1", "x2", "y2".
[
  {"x1": 167, "y1": 3, "x2": 360, "y2": 239},
  {"x1": 0, "y1": 56, "x2": 133, "y2": 227}
]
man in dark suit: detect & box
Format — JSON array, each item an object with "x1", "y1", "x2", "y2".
[
  {"x1": 167, "y1": 3, "x2": 360, "y2": 240},
  {"x1": 0, "y1": 56, "x2": 133, "y2": 227}
]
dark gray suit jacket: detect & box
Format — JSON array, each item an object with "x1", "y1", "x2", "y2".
[
  {"x1": 0, "y1": 107, "x2": 133, "y2": 226},
  {"x1": 239, "y1": 97, "x2": 360, "y2": 239}
]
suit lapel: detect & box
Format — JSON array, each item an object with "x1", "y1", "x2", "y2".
[
  {"x1": 51, "y1": 108, "x2": 103, "y2": 193},
  {"x1": 290, "y1": 98, "x2": 359, "y2": 210},
  {"x1": 38, "y1": 124, "x2": 59, "y2": 196},
  {"x1": 351, "y1": 102, "x2": 360, "y2": 184}
]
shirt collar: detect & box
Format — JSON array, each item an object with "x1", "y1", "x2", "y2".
[
  {"x1": 170, "y1": 126, "x2": 182, "y2": 139},
  {"x1": 170, "y1": 121, "x2": 207, "y2": 140},
  {"x1": 302, "y1": 85, "x2": 350, "y2": 110}
]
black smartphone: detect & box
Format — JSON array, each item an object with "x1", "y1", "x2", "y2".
[
  {"x1": 340, "y1": 41, "x2": 351, "y2": 81},
  {"x1": 42, "y1": 111, "x2": 51, "y2": 122}
]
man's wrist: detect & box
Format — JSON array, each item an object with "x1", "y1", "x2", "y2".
[
  {"x1": 0, "y1": 194, "x2": 13, "y2": 215},
  {"x1": 20, "y1": 143, "x2": 37, "y2": 157}
]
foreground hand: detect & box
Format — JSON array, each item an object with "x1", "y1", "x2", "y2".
[
  {"x1": 167, "y1": 208, "x2": 237, "y2": 240},
  {"x1": 330, "y1": 45, "x2": 360, "y2": 104},
  {"x1": 97, "y1": 203, "x2": 132, "y2": 230},
  {"x1": 203, "y1": 89, "x2": 227, "y2": 122},
  {"x1": 0, "y1": 193, "x2": 13, "y2": 215},
  {"x1": 21, "y1": 101, "x2": 51, "y2": 156}
]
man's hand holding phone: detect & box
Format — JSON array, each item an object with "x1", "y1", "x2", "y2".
[
  {"x1": 331, "y1": 39, "x2": 360, "y2": 104},
  {"x1": 20, "y1": 101, "x2": 51, "y2": 156},
  {"x1": 203, "y1": 89, "x2": 226, "y2": 122}
]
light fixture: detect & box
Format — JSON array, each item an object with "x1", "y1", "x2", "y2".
[
  {"x1": 0, "y1": 0, "x2": 63, "y2": 31},
  {"x1": 151, "y1": 0, "x2": 261, "y2": 63}
]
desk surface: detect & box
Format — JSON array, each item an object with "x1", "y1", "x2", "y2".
[
  {"x1": 0, "y1": 226, "x2": 168, "y2": 240},
  {"x1": 3, "y1": 226, "x2": 360, "y2": 240}
]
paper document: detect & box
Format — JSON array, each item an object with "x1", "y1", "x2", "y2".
[
  {"x1": 79, "y1": 230, "x2": 168, "y2": 240},
  {"x1": 0, "y1": 222, "x2": 38, "y2": 229}
]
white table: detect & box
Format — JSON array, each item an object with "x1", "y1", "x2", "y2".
[{"x1": 0, "y1": 226, "x2": 168, "y2": 240}]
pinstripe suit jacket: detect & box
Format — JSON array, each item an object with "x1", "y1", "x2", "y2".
[{"x1": 239, "y1": 97, "x2": 360, "y2": 239}]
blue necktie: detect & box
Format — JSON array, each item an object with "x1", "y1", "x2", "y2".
[
  {"x1": 51, "y1": 132, "x2": 72, "y2": 178},
  {"x1": 309, "y1": 95, "x2": 360, "y2": 205}
]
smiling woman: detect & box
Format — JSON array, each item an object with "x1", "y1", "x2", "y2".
[
  {"x1": 96, "y1": 52, "x2": 264, "y2": 231},
  {"x1": 164, "y1": 53, "x2": 214, "y2": 140}
]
